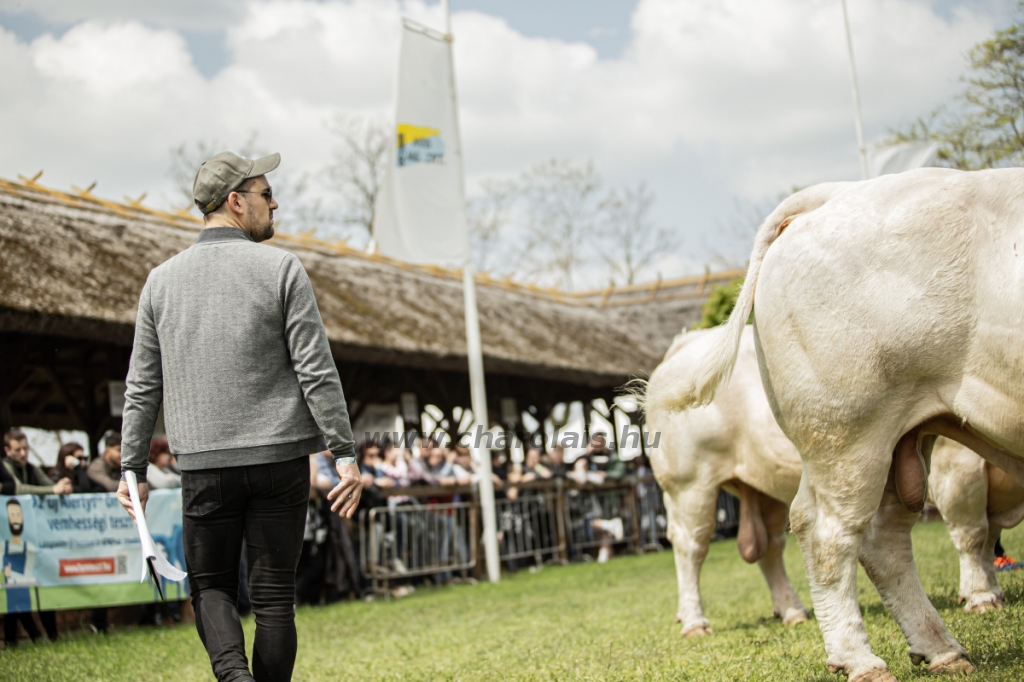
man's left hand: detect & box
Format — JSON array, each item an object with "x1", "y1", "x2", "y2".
[{"x1": 328, "y1": 461, "x2": 363, "y2": 519}]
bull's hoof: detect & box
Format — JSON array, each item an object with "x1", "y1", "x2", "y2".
[
  {"x1": 782, "y1": 607, "x2": 809, "y2": 626},
  {"x1": 681, "y1": 624, "x2": 713, "y2": 637},
  {"x1": 928, "y1": 653, "x2": 976, "y2": 675},
  {"x1": 963, "y1": 592, "x2": 1003, "y2": 615},
  {"x1": 826, "y1": 659, "x2": 896, "y2": 682}
]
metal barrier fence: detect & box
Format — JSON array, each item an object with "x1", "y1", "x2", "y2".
[
  {"x1": 357, "y1": 477, "x2": 740, "y2": 595},
  {"x1": 636, "y1": 476, "x2": 666, "y2": 549},
  {"x1": 495, "y1": 485, "x2": 564, "y2": 567},
  {"x1": 359, "y1": 499, "x2": 477, "y2": 596},
  {"x1": 563, "y1": 482, "x2": 639, "y2": 556}
]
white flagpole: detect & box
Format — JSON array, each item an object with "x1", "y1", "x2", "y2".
[
  {"x1": 840, "y1": 0, "x2": 869, "y2": 180},
  {"x1": 443, "y1": 0, "x2": 500, "y2": 583}
]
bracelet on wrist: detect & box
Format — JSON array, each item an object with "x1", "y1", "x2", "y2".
[{"x1": 336, "y1": 456, "x2": 356, "y2": 466}]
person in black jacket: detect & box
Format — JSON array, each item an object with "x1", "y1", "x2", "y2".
[{"x1": 0, "y1": 454, "x2": 14, "y2": 495}]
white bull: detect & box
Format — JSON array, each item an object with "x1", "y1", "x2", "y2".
[
  {"x1": 655, "y1": 168, "x2": 1024, "y2": 680},
  {"x1": 930, "y1": 436, "x2": 1024, "y2": 614},
  {"x1": 646, "y1": 325, "x2": 808, "y2": 635}
]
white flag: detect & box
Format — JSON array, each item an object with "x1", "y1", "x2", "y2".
[
  {"x1": 373, "y1": 19, "x2": 469, "y2": 266},
  {"x1": 869, "y1": 141, "x2": 940, "y2": 178}
]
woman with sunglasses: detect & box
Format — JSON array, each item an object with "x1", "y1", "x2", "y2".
[{"x1": 53, "y1": 442, "x2": 103, "y2": 493}]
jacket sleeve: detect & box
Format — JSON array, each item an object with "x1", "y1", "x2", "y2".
[
  {"x1": 121, "y1": 276, "x2": 164, "y2": 483},
  {"x1": 279, "y1": 254, "x2": 355, "y2": 461}
]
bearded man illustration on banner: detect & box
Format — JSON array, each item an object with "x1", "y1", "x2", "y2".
[{"x1": 3, "y1": 498, "x2": 37, "y2": 613}]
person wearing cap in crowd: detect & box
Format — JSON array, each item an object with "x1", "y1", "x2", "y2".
[{"x1": 115, "y1": 150, "x2": 362, "y2": 682}]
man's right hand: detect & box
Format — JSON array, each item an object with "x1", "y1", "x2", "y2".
[
  {"x1": 116, "y1": 480, "x2": 149, "y2": 522},
  {"x1": 52, "y1": 478, "x2": 72, "y2": 495},
  {"x1": 328, "y1": 461, "x2": 363, "y2": 518}
]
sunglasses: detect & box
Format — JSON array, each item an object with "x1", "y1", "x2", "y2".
[{"x1": 235, "y1": 188, "x2": 273, "y2": 202}]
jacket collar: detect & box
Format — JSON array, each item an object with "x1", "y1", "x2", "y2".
[{"x1": 196, "y1": 227, "x2": 255, "y2": 244}]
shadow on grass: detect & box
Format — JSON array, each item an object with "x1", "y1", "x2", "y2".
[{"x1": 861, "y1": 589, "x2": 961, "y2": 618}]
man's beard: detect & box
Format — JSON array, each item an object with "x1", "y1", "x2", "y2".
[
  {"x1": 9, "y1": 522, "x2": 22, "y2": 536},
  {"x1": 246, "y1": 206, "x2": 275, "y2": 242}
]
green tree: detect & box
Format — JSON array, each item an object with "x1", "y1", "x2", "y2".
[
  {"x1": 694, "y1": 278, "x2": 744, "y2": 329},
  {"x1": 891, "y1": 6, "x2": 1024, "y2": 169}
]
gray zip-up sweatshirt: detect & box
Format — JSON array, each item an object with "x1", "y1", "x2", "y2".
[{"x1": 120, "y1": 227, "x2": 354, "y2": 482}]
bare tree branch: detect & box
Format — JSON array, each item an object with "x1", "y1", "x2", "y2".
[
  {"x1": 515, "y1": 159, "x2": 602, "y2": 291},
  {"x1": 596, "y1": 183, "x2": 676, "y2": 285},
  {"x1": 467, "y1": 177, "x2": 519, "y2": 275},
  {"x1": 327, "y1": 113, "x2": 390, "y2": 242}
]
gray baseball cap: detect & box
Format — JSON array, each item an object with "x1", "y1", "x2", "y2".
[{"x1": 192, "y1": 151, "x2": 281, "y2": 215}]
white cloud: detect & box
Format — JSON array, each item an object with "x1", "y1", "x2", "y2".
[{"x1": 0, "y1": 0, "x2": 1005, "y2": 277}]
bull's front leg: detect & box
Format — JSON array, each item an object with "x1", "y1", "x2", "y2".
[
  {"x1": 664, "y1": 482, "x2": 719, "y2": 636},
  {"x1": 789, "y1": 450, "x2": 895, "y2": 682}
]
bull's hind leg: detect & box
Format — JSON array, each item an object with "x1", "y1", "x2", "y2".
[
  {"x1": 664, "y1": 482, "x2": 720, "y2": 636},
  {"x1": 756, "y1": 492, "x2": 809, "y2": 625},
  {"x1": 789, "y1": 448, "x2": 896, "y2": 681},
  {"x1": 859, "y1": 449, "x2": 973, "y2": 675},
  {"x1": 930, "y1": 438, "x2": 1001, "y2": 613}
]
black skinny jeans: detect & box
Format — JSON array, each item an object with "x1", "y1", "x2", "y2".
[{"x1": 182, "y1": 456, "x2": 309, "y2": 682}]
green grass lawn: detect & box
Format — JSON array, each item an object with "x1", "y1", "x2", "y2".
[{"x1": 5, "y1": 520, "x2": 1024, "y2": 681}]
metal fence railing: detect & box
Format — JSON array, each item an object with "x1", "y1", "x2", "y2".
[
  {"x1": 563, "y1": 482, "x2": 640, "y2": 557},
  {"x1": 359, "y1": 499, "x2": 477, "y2": 596},
  {"x1": 495, "y1": 486, "x2": 564, "y2": 567},
  {"x1": 636, "y1": 476, "x2": 666, "y2": 550},
  {"x1": 356, "y1": 477, "x2": 740, "y2": 595}
]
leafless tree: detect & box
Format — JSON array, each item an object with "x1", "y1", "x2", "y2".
[
  {"x1": 327, "y1": 113, "x2": 390, "y2": 241},
  {"x1": 467, "y1": 177, "x2": 519, "y2": 275},
  {"x1": 597, "y1": 183, "x2": 676, "y2": 286},
  {"x1": 515, "y1": 159, "x2": 602, "y2": 291},
  {"x1": 167, "y1": 133, "x2": 330, "y2": 234}
]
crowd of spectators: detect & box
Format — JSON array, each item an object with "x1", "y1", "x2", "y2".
[{"x1": 2, "y1": 425, "x2": 662, "y2": 643}]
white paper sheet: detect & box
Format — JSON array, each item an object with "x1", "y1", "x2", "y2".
[{"x1": 124, "y1": 470, "x2": 187, "y2": 584}]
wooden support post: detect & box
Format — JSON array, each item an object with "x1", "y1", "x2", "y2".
[
  {"x1": 554, "y1": 477, "x2": 568, "y2": 565},
  {"x1": 625, "y1": 479, "x2": 643, "y2": 556},
  {"x1": 0, "y1": 385, "x2": 11, "y2": 439},
  {"x1": 471, "y1": 484, "x2": 485, "y2": 580}
]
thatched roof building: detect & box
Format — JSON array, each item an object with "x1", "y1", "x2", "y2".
[{"x1": 0, "y1": 175, "x2": 741, "y2": 453}]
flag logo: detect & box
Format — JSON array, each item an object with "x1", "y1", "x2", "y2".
[{"x1": 396, "y1": 123, "x2": 445, "y2": 167}]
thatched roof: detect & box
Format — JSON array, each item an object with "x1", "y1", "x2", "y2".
[{"x1": 0, "y1": 176, "x2": 741, "y2": 388}]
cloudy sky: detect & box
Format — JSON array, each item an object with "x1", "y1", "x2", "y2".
[{"x1": 0, "y1": 0, "x2": 1013, "y2": 281}]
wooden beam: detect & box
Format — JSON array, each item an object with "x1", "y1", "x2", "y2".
[{"x1": 40, "y1": 366, "x2": 85, "y2": 429}]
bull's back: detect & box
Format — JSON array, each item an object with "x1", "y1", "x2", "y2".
[{"x1": 753, "y1": 168, "x2": 1024, "y2": 453}]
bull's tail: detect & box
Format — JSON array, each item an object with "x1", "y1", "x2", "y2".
[{"x1": 649, "y1": 182, "x2": 847, "y2": 412}]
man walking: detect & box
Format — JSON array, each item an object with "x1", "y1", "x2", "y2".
[{"x1": 116, "y1": 151, "x2": 362, "y2": 682}]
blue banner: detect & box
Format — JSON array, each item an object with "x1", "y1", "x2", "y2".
[{"x1": 1, "y1": 490, "x2": 187, "y2": 612}]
